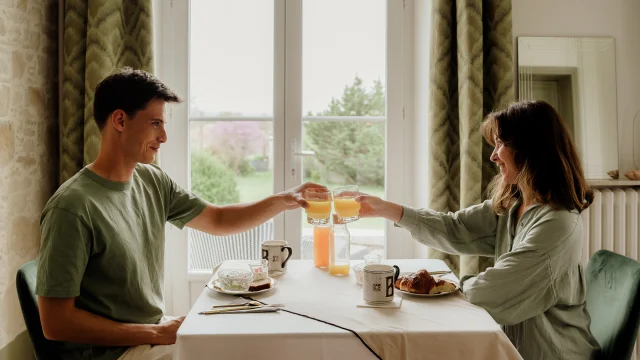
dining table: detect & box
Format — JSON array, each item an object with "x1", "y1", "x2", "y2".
[{"x1": 175, "y1": 259, "x2": 523, "y2": 360}]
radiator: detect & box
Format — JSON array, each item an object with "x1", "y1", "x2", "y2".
[{"x1": 581, "y1": 187, "x2": 640, "y2": 359}]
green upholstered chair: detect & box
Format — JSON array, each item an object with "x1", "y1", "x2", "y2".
[
  {"x1": 586, "y1": 249, "x2": 640, "y2": 360},
  {"x1": 16, "y1": 259, "x2": 63, "y2": 360}
]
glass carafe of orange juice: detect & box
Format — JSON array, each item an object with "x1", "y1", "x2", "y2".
[
  {"x1": 313, "y1": 223, "x2": 331, "y2": 268},
  {"x1": 329, "y1": 214, "x2": 350, "y2": 276}
]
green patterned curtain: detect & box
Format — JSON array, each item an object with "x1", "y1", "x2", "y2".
[
  {"x1": 60, "y1": 0, "x2": 153, "y2": 184},
  {"x1": 427, "y1": 0, "x2": 514, "y2": 277}
]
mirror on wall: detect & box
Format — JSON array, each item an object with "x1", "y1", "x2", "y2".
[{"x1": 517, "y1": 36, "x2": 619, "y2": 180}]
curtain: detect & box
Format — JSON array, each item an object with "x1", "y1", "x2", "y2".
[
  {"x1": 60, "y1": 0, "x2": 153, "y2": 184},
  {"x1": 427, "y1": 0, "x2": 515, "y2": 277}
]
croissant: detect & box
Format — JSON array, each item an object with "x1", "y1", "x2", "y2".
[
  {"x1": 395, "y1": 269, "x2": 457, "y2": 294},
  {"x1": 433, "y1": 279, "x2": 457, "y2": 294},
  {"x1": 394, "y1": 269, "x2": 436, "y2": 294}
]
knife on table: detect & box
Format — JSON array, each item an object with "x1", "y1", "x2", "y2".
[
  {"x1": 428, "y1": 270, "x2": 452, "y2": 275},
  {"x1": 199, "y1": 307, "x2": 281, "y2": 315}
]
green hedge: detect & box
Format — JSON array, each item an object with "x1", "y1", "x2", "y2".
[{"x1": 191, "y1": 150, "x2": 240, "y2": 204}]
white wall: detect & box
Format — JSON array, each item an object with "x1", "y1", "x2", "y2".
[{"x1": 512, "y1": 0, "x2": 640, "y2": 175}]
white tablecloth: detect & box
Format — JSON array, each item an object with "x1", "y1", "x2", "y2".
[{"x1": 175, "y1": 259, "x2": 522, "y2": 360}]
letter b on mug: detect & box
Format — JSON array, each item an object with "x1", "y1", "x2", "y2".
[
  {"x1": 363, "y1": 264, "x2": 400, "y2": 304},
  {"x1": 261, "y1": 240, "x2": 293, "y2": 276}
]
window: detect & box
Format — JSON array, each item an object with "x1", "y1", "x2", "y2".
[
  {"x1": 300, "y1": 0, "x2": 387, "y2": 261},
  {"x1": 188, "y1": 0, "x2": 277, "y2": 271},
  {"x1": 158, "y1": 0, "x2": 414, "y2": 312}
]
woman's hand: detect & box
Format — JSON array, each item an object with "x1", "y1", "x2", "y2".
[{"x1": 356, "y1": 194, "x2": 404, "y2": 223}]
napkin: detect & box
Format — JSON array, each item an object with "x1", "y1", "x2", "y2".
[{"x1": 356, "y1": 296, "x2": 403, "y2": 309}]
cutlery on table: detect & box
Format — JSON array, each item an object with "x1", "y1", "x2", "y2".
[
  {"x1": 210, "y1": 301, "x2": 284, "y2": 309},
  {"x1": 210, "y1": 300, "x2": 263, "y2": 308},
  {"x1": 198, "y1": 307, "x2": 281, "y2": 315},
  {"x1": 429, "y1": 270, "x2": 453, "y2": 275}
]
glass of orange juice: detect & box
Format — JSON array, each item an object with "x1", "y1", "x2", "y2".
[
  {"x1": 332, "y1": 185, "x2": 360, "y2": 223},
  {"x1": 304, "y1": 188, "x2": 332, "y2": 224}
]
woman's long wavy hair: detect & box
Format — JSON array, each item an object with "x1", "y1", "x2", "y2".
[{"x1": 481, "y1": 100, "x2": 594, "y2": 215}]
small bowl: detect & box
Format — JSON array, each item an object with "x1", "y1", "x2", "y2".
[
  {"x1": 217, "y1": 269, "x2": 253, "y2": 292},
  {"x1": 364, "y1": 254, "x2": 382, "y2": 265},
  {"x1": 353, "y1": 263, "x2": 366, "y2": 285}
]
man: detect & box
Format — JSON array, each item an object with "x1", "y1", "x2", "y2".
[{"x1": 36, "y1": 67, "x2": 324, "y2": 360}]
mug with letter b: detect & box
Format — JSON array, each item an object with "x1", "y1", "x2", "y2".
[
  {"x1": 261, "y1": 240, "x2": 293, "y2": 276},
  {"x1": 363, "y1": 264, "x2": 400, "y2": 304}
]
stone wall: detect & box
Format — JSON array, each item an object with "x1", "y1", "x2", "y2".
[{"x1": 0, "y1": 0, "x2": 57, "y2": 356}]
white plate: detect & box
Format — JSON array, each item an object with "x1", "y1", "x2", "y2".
[
  {"x1": 394, "y1": 276, "x2": 460, "y2": 297},
  {"x1": 206, "y1": 277, "x2": 278, "y2": 296}
]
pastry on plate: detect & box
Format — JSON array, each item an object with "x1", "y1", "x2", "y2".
[
  {"x1": 432, "y1": 278, "x2": 457, "y2": 294},
  {"x1": 394, "y1": 269, "x2": 456, "y2": 294},
  {"x1": 249, "y1": 278, "x2": 271, "y2": 292}
]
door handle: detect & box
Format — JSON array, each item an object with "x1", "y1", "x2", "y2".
[
  {"x1": 293, "y1": 150, "x2": 315, "y2": 157},
  {"x1": 290, "y1": 138, "x2": 315, "y2": 179},
  {"x1": 291, "y1": 138, "x2": 316, "y2": 158}
]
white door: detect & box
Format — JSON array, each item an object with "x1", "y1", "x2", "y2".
[{"x1": 158, "y1": 0, "x2": 410, "y2": 315}]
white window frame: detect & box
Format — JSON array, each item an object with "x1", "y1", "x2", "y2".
[{"x1": 156, "y1": 0, "x2": 418, "y2": 315}]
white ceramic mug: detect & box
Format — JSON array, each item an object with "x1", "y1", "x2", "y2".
[
  {"x1": 261, "y1": 240, "x2": 293, "y2": 276},
  {"x1": 363, "y1": 264, "x2": 400, "y2": 304}
]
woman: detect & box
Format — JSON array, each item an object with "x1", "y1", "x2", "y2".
[{"x1": 357, "y1": 100, "x2": 600, "y2": 359}]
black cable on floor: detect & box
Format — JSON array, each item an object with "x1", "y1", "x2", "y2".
[{"x1": 242, "y1": 296, "x2": 383, "y2": 360}]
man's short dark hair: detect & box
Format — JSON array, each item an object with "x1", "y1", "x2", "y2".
[{"x1": 93, "y1": 67, "x2": 182, "y2": 130}]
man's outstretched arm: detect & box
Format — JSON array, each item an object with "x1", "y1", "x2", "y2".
[{"x1": 186, "y1": 182, "x2": 326, "y2": 236}]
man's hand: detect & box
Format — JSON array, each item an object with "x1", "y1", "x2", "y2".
[
  {"x1": 277, "y1": 182, "x2": 328, "y2": 210},
  {"x1": 152, "y1": 316, "x2": 186, "y2": 345}
]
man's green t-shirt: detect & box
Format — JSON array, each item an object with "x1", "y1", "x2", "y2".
[{"x1": 36, "y1": 164, "x2": 207, "y2": 359}]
